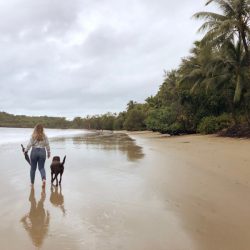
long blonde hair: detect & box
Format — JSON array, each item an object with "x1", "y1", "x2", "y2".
[{"x1": 32, "y1": 124, "x2": 45, "y2": 141}]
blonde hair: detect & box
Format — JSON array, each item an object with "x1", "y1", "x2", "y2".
[{"x1": 32, "y1": 124, "x2": 45, "y2": 141}]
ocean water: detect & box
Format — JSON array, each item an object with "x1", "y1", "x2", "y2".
[{"x1": 0, "y1": 127, "x2": 88, "y2": 145}]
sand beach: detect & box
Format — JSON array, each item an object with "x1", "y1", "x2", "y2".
[{"x1": 0, "y1": 129, "x2": 250, "y2": 250}]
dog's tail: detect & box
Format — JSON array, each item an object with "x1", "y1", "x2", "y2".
[{"x1": 62, "y1": 155, "x2": 66, "y2": 165}]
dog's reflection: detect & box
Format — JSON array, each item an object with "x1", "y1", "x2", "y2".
[
  {"x1": 50, "y1": 185, "x2": 66, "y2": 215},
  {"x1": 20, "y1": 188, "x2": 50, "y2": 248}
]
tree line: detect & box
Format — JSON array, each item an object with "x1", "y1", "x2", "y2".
[
  {"x1": 1, "y1": 1, "x2": 250, "y2": 135},
  {"x1": 74, "y1": 0, "x2": 250, "y2": 135},
  {"x1": 0, "y1": 112, "x2": 71, "y2": 128}
]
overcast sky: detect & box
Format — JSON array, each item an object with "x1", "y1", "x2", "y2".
[{"x1": 0, "y1": 0, "x2": 217, "y2": 119}]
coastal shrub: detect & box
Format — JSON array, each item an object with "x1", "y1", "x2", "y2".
[
  {"x1": 167, "y1": 122, "x2": 186, "y2": 135},
  {"x1": 123, "y1": 109, "x2": 147, "y2": 131},
  {"x1": 216, "y1": 113, "x2": 233, "y2": 129},
  {"x1": 113, "y1": 117, "x2": 124, "y2": 130},
  {"x1": 145, "y1": 108, "x2": 188, "y2": 135},
  {"x1": 145, "y1": 108, "x2": 175, "y2": 133},
  {"x1": 101, "y1": 113, "x2": 115, "y2": 130},
  {"x1": 197, "y1": 114, "x2": 232, "y2": 134}
]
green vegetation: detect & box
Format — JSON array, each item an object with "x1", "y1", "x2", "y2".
[
  {"x1": 197, "y1": 114, "x2": 233, "y2": 134},
  {"x1": 0, "y1": 112, "x2": 71, "y2": 128},
  {"x1": 1, "y1": 1, "x2": 250, "y2": 136}
]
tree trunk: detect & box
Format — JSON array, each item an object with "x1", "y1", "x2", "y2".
[
  {"x1": 244, "y1": 99, "x2": 250, "y2": 126},
  {"x1": 241, "y1": 31, "x2": 250, "y2": 65},
  {"x1": 226, "y1": 91, "x2": 238, "y2": 124}
]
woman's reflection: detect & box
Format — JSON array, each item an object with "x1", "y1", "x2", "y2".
[
  {"x1": 50, "y1": 185, "x2": 66, "y2": 215},
  {"x1": 20, "y1": 187, "x2": 50, "y2": 248}
]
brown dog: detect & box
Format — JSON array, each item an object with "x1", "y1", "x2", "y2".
[{"x1": 50, "y1": 156, "x2": 66, "y2": 186}]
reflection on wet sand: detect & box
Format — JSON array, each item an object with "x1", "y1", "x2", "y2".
[
  {"x1": 20, "y1": 188, "x2": 50, "y2": 248},
  {"x1": 50, "y1": 185, "x2": 66, "y2": 215},
  {"x1": 72, "y1": 132, "x2": 144, "y2": 161}
]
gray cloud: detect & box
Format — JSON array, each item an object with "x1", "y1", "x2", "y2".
[{"x1": 0, "y1": 0, "x2": 218, "y2": 118}]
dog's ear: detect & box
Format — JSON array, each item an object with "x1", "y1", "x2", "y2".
[{"x1": 62, "y1": 155, "x2": 66, "y2": 165}]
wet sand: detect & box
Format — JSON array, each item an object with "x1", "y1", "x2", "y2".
[
  {"x1": 128, "y1": 131, "x2": 250, "y2": 250},
  {"x1": 0, "y1": 131, "x2": 250, "y2": 250}
]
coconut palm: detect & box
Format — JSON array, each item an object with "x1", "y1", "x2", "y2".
[
  {"x1": 193, "y1": 0, "x2": 250, "y2": 63},
  {"x1": 212, "y1": 40, "x2": 250, "y2": 102},
  {"x1": 179, "y1": 41, "x2": 216, "y2": 93},
  {"x1": 181, "y1": 39, "x2": 249, "y2": 101}
]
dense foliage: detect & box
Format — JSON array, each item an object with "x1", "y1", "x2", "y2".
[
  {"x1": 0, "y1": 112, "x2": 71, "y2": 128},
  {"x1": 1, "y1": 1, "x2": 250, "y2": 135}
]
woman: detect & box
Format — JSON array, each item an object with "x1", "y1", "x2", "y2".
[{"x1": 25, "y1": 124, "x2": 51, "y2": 187}]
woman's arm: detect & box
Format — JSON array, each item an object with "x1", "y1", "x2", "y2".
[
  {"x1": 44, "y1": 135, "x2": 51, "y2": 158},
  {"x1": 25, "y1": 137, "x2": 34, "y2": 152}
]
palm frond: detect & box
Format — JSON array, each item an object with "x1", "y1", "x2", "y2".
[
  {"x1": 206, "y1": 0, "x2": 235, "y2": 16},
  {"x1": 193, "y1": 11, "x2": 226, "y2": 21},
  {"x1": 200, "y1": 78, "x2": 215, "y2": 92},
  {"x1": 197, "y1": 21, "x2": 218, "y2": 33},
  {"x1": 190, "y1": 80, "x2": 202, "y2": 93},
  {"x1": 188, "y1": 68, "x2": 203, "y2": 78}
]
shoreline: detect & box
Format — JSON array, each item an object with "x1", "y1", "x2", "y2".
[
  {"x1": 1, "y1": 124, "x2": 250, "y2": 140},
  {"x1": 122, "y1": 129, "x2": 250, "y2": 140}
]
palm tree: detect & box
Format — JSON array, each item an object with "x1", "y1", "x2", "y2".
[
  {"x1": 208, "y1": 40, "x2": 250, "y2": 122},
  {"x1": 179, "y1": 41, "x2": 215, "y2": 93},
  {"x1": 179, "y1": 39, "x2": 250, "y2": 122},
  {"x1": 216, "y1": 41, "x2": 249, "y2": 102},
  {"x1": 193, "y1": 0, "x2": 250, "y2": 64},
  {"x1": 126, "y1": 100, "x2": 136, "y2": 111},
  {"x1": 155, "y1": 70, "x2": 180, "y2": 106}
]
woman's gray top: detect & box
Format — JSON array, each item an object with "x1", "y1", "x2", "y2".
[{"x1": 26, "y1": 135, "x2": 50, "y2": 153}]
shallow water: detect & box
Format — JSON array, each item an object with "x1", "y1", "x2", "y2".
[
  {"x1": 0, "y1": 127, "x2": 88, "y2": 145},
  {"x1": 0, "y1": 130, "x2": 194, "y2": 250}
]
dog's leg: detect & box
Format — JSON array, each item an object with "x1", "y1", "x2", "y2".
[
  {"x1": 51, "y1": 173, "x2": 58, "y2": 186},
  {"x1": 59, "y1": 173, "x2": 62, "y2": 185},
  {"x1": 51, "y1": 173, "x2": 56, "y2": 184},
  {"x1": 51, "y1": 172, "x2": 54, "y2": 184},
  {"x1": 55, "y1": 174, "x2": 59, "y2": 187}
]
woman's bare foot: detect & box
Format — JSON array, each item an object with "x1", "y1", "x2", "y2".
[{"x1": 42, "y1": 179, "x2": 46, "y2": 188}]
